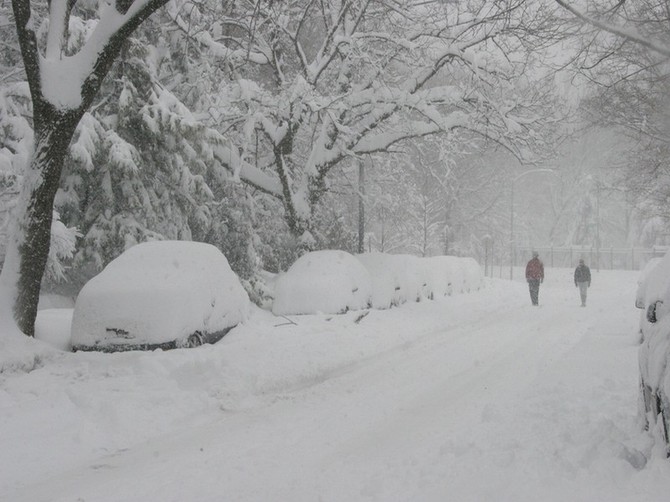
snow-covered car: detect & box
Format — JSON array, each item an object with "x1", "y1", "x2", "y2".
[
  {"x1": 355, "y1": 253, "x2": 484, "y2": 307},
  {"x1": 356, "y1": 252, "x2": 405, "y2": 309},
  {"x1": 635, "y1": 257, "x2": 663, "y2": 344},
  {"x1": 635, "y1": 257, "x2": 662, "y2": 310},
  {"x1": 71, "y1": 241, "x2": 249, "y2": 352},
  {"x1": 637, "y1": 251, "x2": 670, "y2": 449},
  {"x1": 272, "y1": 250, "x2": 372, "y2": 315},
  {"x1": 460, "y1": 256, "x2": 484, "y2": 292}
]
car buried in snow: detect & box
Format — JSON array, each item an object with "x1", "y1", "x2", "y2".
[
  {"x1": 637, "y1": 251, "x2": 670, "y2": 451},
  {"x1": 272, "y1": 250, "x2": 372, "y2": 316},
  {"x1": 71, "y1": 241, "x2": 249, "y2": 352}
]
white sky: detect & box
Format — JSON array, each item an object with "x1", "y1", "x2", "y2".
[{"x1": 2, "y1": 268, "x2": 670, "y2": 501}]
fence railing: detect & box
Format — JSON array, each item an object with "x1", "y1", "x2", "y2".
[
  {"x1": 515, "y1": 246, "x2": 667, "y2": 271},
  {"x1": 481, "y1": 245, "x2": 668, "y2": 279}
]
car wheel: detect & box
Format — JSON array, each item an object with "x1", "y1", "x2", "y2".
[
  {"x1": 186, "y1": 332, "x2": 204, "y2": 348},
  {"x1": 647, "y1": 303, "x2": 658, "y2": 323}
]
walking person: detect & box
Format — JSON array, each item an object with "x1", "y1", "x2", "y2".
[
  {"x1": 525, "y1": 251, "x2": 544, "y2": 306},
  {"x1": 574, "y1": 259, "x2": 591, "y2": 307}
]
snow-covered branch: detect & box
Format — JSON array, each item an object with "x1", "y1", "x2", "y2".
[
  {"x1": 212, "y1": 143, "x2": 283, "y2": 197},
  {"x1": 45, "y1": 0, "x2": 77, "y2": 59},
  {"x1": 554, "y1": 0, "x2": 670, "y2": 58},
  {"x1": 166, "y1": 5, "x2": 270, "y2": 65},
  {"x1": 15, "y1": 0, "x2": 171, "y2": 111},
  {"x1": 198, "y1": 0, "x2": 555, "y2": 240}
]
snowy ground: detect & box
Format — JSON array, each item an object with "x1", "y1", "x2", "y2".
[{"x1": 2, "y1": 268, "x2": 670, "y2": 501}]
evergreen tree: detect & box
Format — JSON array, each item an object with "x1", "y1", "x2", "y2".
[{"x1": 1, "y1": 0, "x2": 174, "y2": 336}]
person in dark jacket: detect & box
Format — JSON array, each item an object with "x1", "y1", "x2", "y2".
[
  {"x1": 525, "y1": 251, "x2": 544, "y2": 306},
  {"x1": 574, "y1": 259, "x2": 591, "y2": 307}
]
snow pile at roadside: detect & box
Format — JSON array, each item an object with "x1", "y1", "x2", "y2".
[
  {"x1": 0, "y1": 327, "x2": 54, "y2": 374},
  {"x1": 0, "y1": 285, "x2": 56, "y2": 374}
]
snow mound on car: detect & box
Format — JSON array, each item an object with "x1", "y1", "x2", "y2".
[
  {"x1": 355, "y1": 253, "x2": 485, "y2": 309},
  {"x1": 273, "y1": 250, "x2": 372, "y2": 315},
  {"x1": 71, "y1": 241, "x2": 249, "y2": 348},
  {"x1": 355, "y1": 253, "x2": 406, "y2": 309}
]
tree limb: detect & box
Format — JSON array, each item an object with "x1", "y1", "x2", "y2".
[{"x1": 554, "y1": 0, "x2": 670, "y2": 58}]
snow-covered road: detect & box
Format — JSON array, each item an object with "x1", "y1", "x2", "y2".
[{"x1": 3, "y1": 270, "x2": 670, "y2": 501}]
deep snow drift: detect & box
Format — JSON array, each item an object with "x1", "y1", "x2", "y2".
[{"x1": 2, "y1": 268, "x2": 670, "y2": 501}]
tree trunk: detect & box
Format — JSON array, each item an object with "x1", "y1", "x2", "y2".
[
  {"x1": 1, "y1": 107, "x2": 81, "y2": 336},
  {"x1": 4, "y1": 0, "x2": 172, "y2": 338}
]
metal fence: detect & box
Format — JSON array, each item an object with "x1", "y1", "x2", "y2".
[
  {"x1": 513, "y1": 246, "x2": 668, "y2": 271},
  {"x1": 481, "y1": 245, "x2": 668, "y2": 279}
]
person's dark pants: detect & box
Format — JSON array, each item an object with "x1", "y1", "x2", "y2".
[
  {"x1": 528, "y1": 279, "x2": 540, "y2": 305},
  {"x1": 577, "y1": 281, "x2": 588, "y2": 306}
]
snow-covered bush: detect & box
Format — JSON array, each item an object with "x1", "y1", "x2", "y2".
[
  {"x1": 241, "y1": 270, "x2": 277, "y2": 311},
  {"x1": 273, "y1": 250, "x2": 372, "y2": 315}
]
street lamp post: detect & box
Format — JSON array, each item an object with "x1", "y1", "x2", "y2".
[
  {"x1": 358, "y1": 158, "x2": 365, "y2": 254},
  {"x1": 509, "y1": 181, "x2": 515, "y2": 280},
  {"x1": 596, "y1": 176, "x2": 600, "y2": 272},
  {"x1": 509, "y1": 168, "x2": 556, "y2": 280}
]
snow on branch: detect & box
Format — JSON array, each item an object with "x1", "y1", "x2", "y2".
[
  {"x1": 13, "y1": 0, "x2": 171, "y2": 110},
  {"x1": 554, "y1": 0, "x2": 670, "y2": 58},
  {"x1": 166, "y1": 5, "x2": 270, "y2": 65},
  {"x1": 45, "y1": 0, "x2": 77, "y2": 59},
  {"x1": 211, "y1": 143, "x2": 283, "y2": 197},
  {"x1": 353, "y1": 113, "x2": 469, "y2": 155}
]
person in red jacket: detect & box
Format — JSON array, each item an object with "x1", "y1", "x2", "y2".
[{"x1": 525, "y1": 251, "x2": 544, "y2": 306}]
